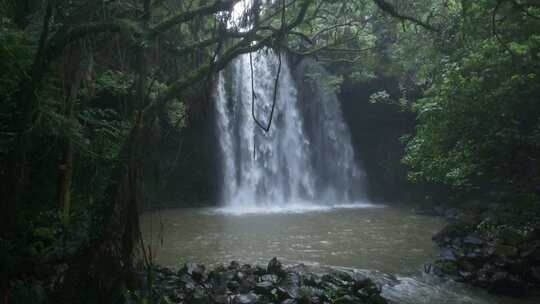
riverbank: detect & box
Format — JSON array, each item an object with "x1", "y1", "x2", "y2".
[
  {"x1": 131, "y1": 258, "x2": 388, "y2": 304},
  {"x1": 428, "y1": 199, "x2": 540, "y2": 296}
]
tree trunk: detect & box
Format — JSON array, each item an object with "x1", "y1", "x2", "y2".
[
  {"x1": 57, "y1": 46, "x2": 83, "y2": 224},
  {"x1": 2, "y1": 0, "x2": 54, "y2": 236}
]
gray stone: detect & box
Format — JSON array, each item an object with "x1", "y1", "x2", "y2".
[
  {"x1": 180, "y1": 274, "x2": 197, "y2": 291},
  {"x1": 181, "y1": 262, "x2": 206, "y2": 282},
  {"x1": 229, "y1": 261, "x2": 240, "y2": 270},
  {"x1": 464, "y1": 235, "x2": 484, "y2": 245},
  {"x1": 255, "y1": 281, "x2": 274, "y2": 294},
  {"x1": 268, "y1": 257, "x2": 284, "y2": 276},
  {"x1": 213, "y1": 294, "x2": 231, "y2": 304},
  {"x1": 260, "y1": 274, "x2": 279, "y2": 283},
  {"x1": 333, "y1": 295, "x2": 360, "y2": 304},
  {"x1": 531, "y1": 267, "x2": 540, "y2": 282},
  {"x1": 440, "y1": 247, "x2": 457, "y2": 261},
  {"x1": 227, "y1": 280, "x2": 240, "y2": 292},
  {"x1": 233, "y1": 293, "x2": 259, "y2": 304}
]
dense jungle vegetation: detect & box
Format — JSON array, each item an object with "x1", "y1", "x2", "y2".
[{"x1": 1, "y1": 0, "x2": 539, "y2": 303}]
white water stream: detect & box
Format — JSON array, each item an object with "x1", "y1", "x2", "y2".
[{"x1": 214, "y1": 50, "x2": 368, "y2": 214}]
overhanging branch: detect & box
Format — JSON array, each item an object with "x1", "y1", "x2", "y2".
[
  {"x1": 372, "y1": 0, "x2": 439, "y2": 32},
  {"x1": 151, "y1": 0, "x2": 236, "y2": 36}
]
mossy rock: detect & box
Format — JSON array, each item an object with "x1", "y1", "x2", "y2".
[
  {"x1": 434, "y1": 260, "x2": 458, "y2": 275},
  {"x1": 433, "y1": 222, "x2": 474, "y2": 244},
  {"x1": 494, "y1": 244, "x2": 518, "y2": 258},
  {"x1": 498, "y1": 228, "x2": 526, "y2": 246}
]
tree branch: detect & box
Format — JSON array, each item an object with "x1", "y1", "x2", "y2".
[
  {"x1": 150, "y1": 0, "x2": 236, "y2": 36},
  {"x1": 372, "y1": 0, "x2": 439, "y2": 32}
]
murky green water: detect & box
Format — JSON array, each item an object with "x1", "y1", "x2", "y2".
[{"x1": 141, "y1": 206, "x2": 538, "y2": 304}]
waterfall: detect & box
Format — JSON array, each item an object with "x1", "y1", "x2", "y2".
[{"x1": 214, "y1": 50, "x2": 368, "y2": 213}]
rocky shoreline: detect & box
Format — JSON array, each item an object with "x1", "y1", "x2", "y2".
[
  {"x1": 129, "y1": 258, "x2": 388, "y2": 304},
  {"x1": 429, "y1": 210, "x2": 540, "y2": 296}
]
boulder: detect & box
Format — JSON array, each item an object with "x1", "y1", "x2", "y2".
[
  {"x1": 227, "y1": 280, "x2": 240, "y2": 292},
  {"x1": 229, "y1": 261, "x2": 241, "y2": 270},
  {"x1": 181, "y1": 262, "x2": 206, "y2": 282},
  {"x1": 260, "y1": 274, "x2": 279, "y2": 283},
  {"x1": 179, "y1": 274, "x2": 197, "y2": 292},
  {"x1": 333, "y1": 295, "x2": 360, "y2": 304},
  {"x1": 255, "y1": 281, "x2": 274, "y2": 295},
  {"x1": 487, "y1": 272, "x2": 525, "y2": 296},
  {"x1": 191, "y1": 286, "x2": 211, "y2": 304},
  {"x1": 494, "y1": 244, "x2": 518, "y2": 258},
  {"x1": 233, "y1": 293, "x2": 259, "y2": 304},
  {"x1": 213, "y1": 294, "x2": 231, "y2": 304},
  {"x1": 463, "y1": 235, "x2": 484, "y2": 246},
  {"x1": 531, "y1": 267, "x2": 540, "y2": 282},
  {"x1": 268, "y1": 257, "x2": 285, "y2": 276},
  {"x1": 439, "y1": 247, "x2": 457, "y2": 261},
  {"x1": 499, "y1": 228, "x2": 525, "y2": 246}
]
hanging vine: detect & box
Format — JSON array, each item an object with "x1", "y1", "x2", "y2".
[{"x1": 250, "y1": 0, "x2": 286, "y2": 133}]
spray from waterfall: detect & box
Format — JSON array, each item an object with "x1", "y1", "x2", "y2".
[{"x1": 214, "y1": 50, "x2": 369, "y2": 213}]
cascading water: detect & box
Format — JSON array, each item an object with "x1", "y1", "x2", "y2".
[{"x1": 214, "y1": 50, "x2": 369, "y2": 213}]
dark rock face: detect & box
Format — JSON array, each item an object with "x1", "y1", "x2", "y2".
[
  {"x1": 431, "y1": 221, "x2": 540, "y2": 296},
  {"x1": 132, "y1": 258, "x2": 388, "y2": 304},
  {"x1": 267, "y1": 257, "x2": 285, "y2": 277}
]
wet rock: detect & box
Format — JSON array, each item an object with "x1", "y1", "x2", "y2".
[
  {"x1": 277, "y1": 275, "x2": 302, "y2": 301},
  {"x1": 433, "y1": 223, "x2": 473, "y2": 246},
  {"x1": 192, "y1": 286, "x2": 211, "y2": 304},
  {"x1": 179, "y1": 273, "x2": 197, "y2": 292},
  {"x1": 433, "y1": 217, "x2": 540, "y2": 296},
  {"x1": 260, "y1": 274, "x2": 279, "y2": 283},
  {"x1": 488, "y1": 272, "x2": 524, "y2": 296},
  {"x1": 268, "y1": 257, "x2": 285, "y2": 276},
  {"x1": 463, "y1": 235, "x2": 484, "y2": 245},
  {"x1": 169, "y1": 290, "x2": 185, "y2": 302},
  {"x1": 181, "y1": 262, "x2": 206, "y2": 282},
  {"x1": 232, "y1": 293, "x2": 259, "y2": 304},
  {"x1": 238, "y1": 275, "x2": 257, "y2": 293},
  {"x1": 235, "y1": 271, "x2": 245, "y2": 281},
  {"x1": 531, "y1": 267, "x2": 540, "y2": 282},
  {"x1": 433, "y1": 260, "x2": 458, "y2": 276},
  {"x1": 227, "y1": 280, "x2": 240, "y2": 292},
  {"x1": 333, "y1": 295, "x2": 360, "y2": 304},
  {"x1": 494, "y1": 244, "x2": 518, "y2": 258},
  {"x1": 157, "y1": 266, "x2": 176, "y2": 276},
  {"x1": 143, "y1": 259, "x2": 389, "y2": 304},
  {"x1": 522, "y1": 243, "x2": 540, "y2": 262},
  {"x1": 444, "y1": 208, "x2": 459, "y2": 220},
  {"x1": 229, "y1": 261, "x2": 241, "y2": 270},
  {"x1": 213, "y1": 294, "x2": 231, "y2": 304},
  {"x1": 253, "y1": 265, "x2": 267, "y2": 276},
  {"x1": 255, "y1": 281, "x2": 274, "y2": 294},
  {"x1": 434, "y1": 206, "x2": 445, "y2": 216},
  {"x1": 499, "y1": 229, "x2": 525, "y2": 246},
  {"x1": 440, "y1": 247, "x2": 457, "y2": 261}
]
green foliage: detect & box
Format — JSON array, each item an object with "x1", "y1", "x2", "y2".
[
  {"x1": 305, "y1": 72, "x2": 344, "y2": 94},
  {"x1": 0, "y1": 24, "x2": 31, "y2": 101},
  {"x1": 0, "y1": 23, "x2": 32, "y2": 153},
  {"x1": 95, "y1": 70, "x2": 135, "y2": 97},
  {"x1": 402, "y1": 2, "x2": 540, "y2": 194},
  {"x1": 78, "y1": 108, "x2": 131, "y2": 160},
  {"x1": 166, "y1": 100, "x2": 186, "y2": 129}
]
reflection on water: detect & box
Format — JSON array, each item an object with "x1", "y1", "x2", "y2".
[{"x1": 140, "y1": 206, "x2": 538, "y2": 304}]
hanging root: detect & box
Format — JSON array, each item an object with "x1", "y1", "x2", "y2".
[{"x1": 250, "y1": 0, "x2": 286, "y2": 133}]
